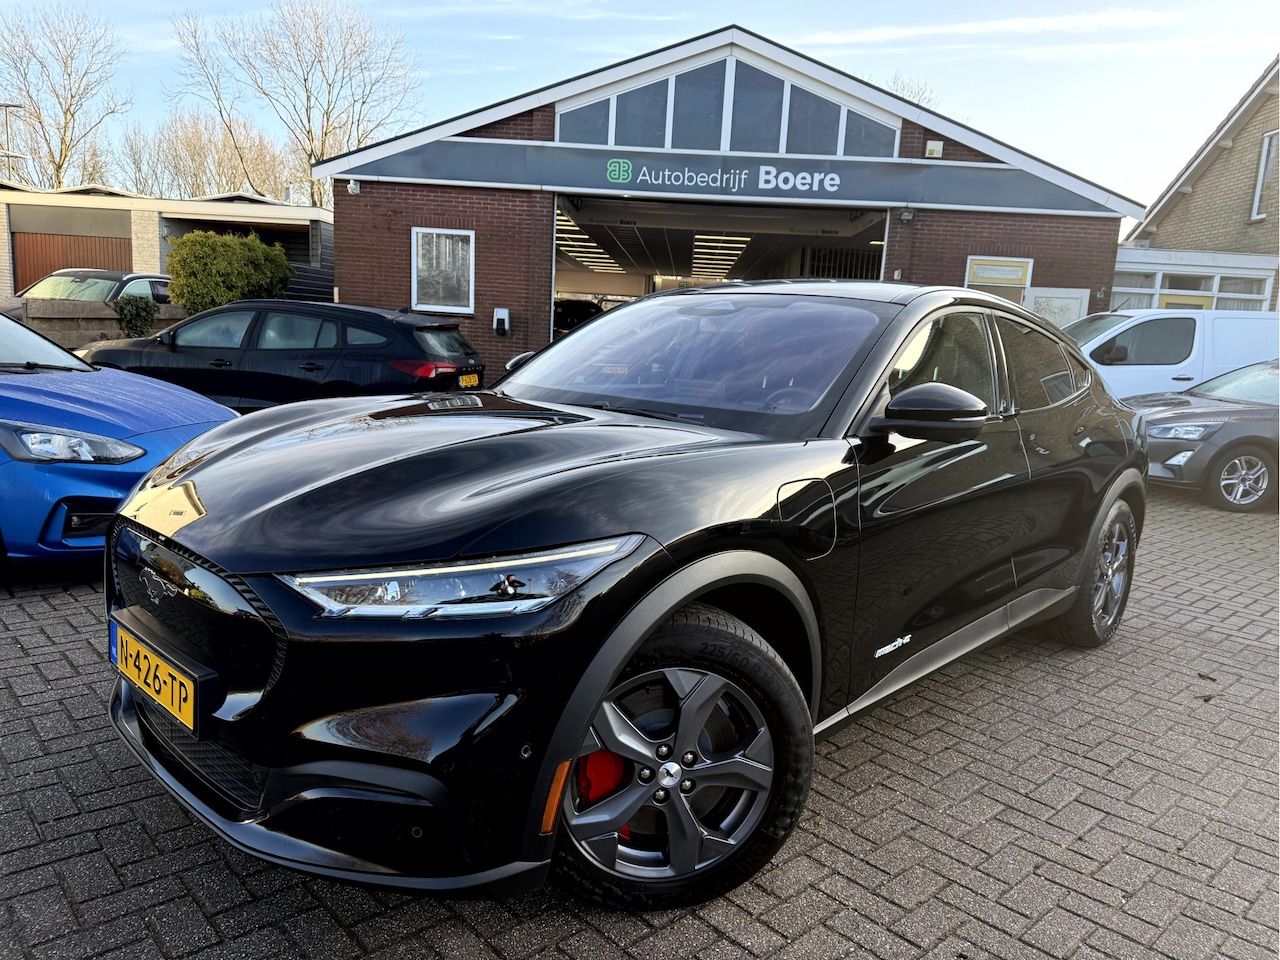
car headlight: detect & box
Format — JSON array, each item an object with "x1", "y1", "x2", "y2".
[
  {"x1": 279, "y1": 535, "x2": 646, "y2": 619},
  {"x1": 0, "y1": 420, "x2": 145, "y2": 463},
  {"x1": 1147, "y1": 422, "x2": 1223, "y2": 440}
]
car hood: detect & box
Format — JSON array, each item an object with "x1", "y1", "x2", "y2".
[
  {"x1": 118, "y1": 392, "x2": 742, "y2": 573},
  {"x1": 0, "y1": 366, "x2": 234, "y2": 437},
  {"x1": 1125, "y1": 390, "x2": 1277, "y2": 422}
]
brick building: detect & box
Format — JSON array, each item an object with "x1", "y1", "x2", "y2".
[
  {"x1": 1116, "y1": 57, "x2": 1278, "y2": 312},
  {"x1": 315, "y1": 26, "x2": 1144, "y2": 364}
]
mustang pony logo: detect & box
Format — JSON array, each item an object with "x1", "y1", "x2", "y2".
[{"x1": 139, "y1": 568, "x2": 178, "y2": 605}]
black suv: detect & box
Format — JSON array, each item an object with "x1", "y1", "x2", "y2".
[
  {"x1": 105, "y1": 282, "x2": 1146, "y2": 908},
  {"x1": 78, "y1": 300, "x2": 484, "y2": 410}
]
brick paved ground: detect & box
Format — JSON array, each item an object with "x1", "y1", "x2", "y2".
[{"x1": 2, "y1": 487, "x2": 1276, "y2": 959}]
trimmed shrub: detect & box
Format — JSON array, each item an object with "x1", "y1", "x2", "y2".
[
  {"x1": 166, "y1": 230, "x2": 294, "y2": 314},
  {"x1": 108, "y1": 295, "x2": 161, "y2": 338}
]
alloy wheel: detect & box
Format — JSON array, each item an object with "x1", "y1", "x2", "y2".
[
  {"x1": 1091, "y1": 519, "x2": 1131, "y2": 633},
  {"x1": 563, "y1": 666, "x2": 775, "y2": 880},
  {"x1": 1219, "y1": 454, "x2": 1269, "y2": 507}
]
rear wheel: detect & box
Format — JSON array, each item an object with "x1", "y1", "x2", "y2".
[
  {"x1": 553, "y1": 603, "x2": 812, "y2": 909},
  {"x1": 1037, "y1": 499, "x2": 1137, "y2": 648},
  {"x1": 1203, "y1": 444, "x2": 1276, "y2": 513}
]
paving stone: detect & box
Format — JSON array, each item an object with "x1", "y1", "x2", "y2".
[{"x1": 0, "y1": 487, "x2": 1274, "y2": 960}]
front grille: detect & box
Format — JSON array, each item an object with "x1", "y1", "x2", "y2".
[
  {"x1": 108, "y1": 519, "x2": 287, "y2": 698},
  {"x1": 136, "y1": 697, "x2": 264, "y2": 813}
]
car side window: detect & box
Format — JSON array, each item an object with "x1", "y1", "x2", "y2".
[
  {"x1": 174, "y1": 311, "x2": 255, "y2": 348},
  {"x1": 347, "y1": 326, "x2": 390, "y2": 347},
  {"x1": 889, "y1": 311, "x2": 996, "y2": 411},
  {"x1": 119, "y1": 279, "x2": 154, "y2": 299},
  {"x1": 1092, "y1": 316, "x2": 1195, "y2": 366},
  {"x1": 151, "y1": 281, "x2": 170, "y2": 304},
  {"x1": 256, "y1": 312, "x2": 338, "y2": 350},
  {"x1": 996, "y1": 317, "x2": 1078, "y2": 410}
]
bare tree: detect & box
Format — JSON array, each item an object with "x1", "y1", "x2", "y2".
[
  {"x1": 0, "y1": 4, "x2": 131, "y2": 189},
  {"x1": 173, "y1": 0, "x2": 422, "y2": 207},
  {"x1": 115, "y1": 110, "x2": 299, "y2": 200},
  {"x1": 882, "y1": 72, "x2": 941, "y2": 110}
]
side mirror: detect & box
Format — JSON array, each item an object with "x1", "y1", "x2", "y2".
[
  {"x1": 867, "y1": 382, "x2": 987, "y2": 443},
  {"x1": 505, "y1": 350, "x2": 536, "y2": 372},
  {"x1": 157, "y1": 330, "x2": 175, "y2": 348}
]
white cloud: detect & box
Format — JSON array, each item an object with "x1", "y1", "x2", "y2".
[{"x1": 796, "y1": 9, "x2": 1187, "y2": 46}]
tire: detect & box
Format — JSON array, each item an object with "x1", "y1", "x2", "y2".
[
  {"x1": 553, "y1": 602, "x2": 812, "y2": 909},
  {"x1": 1037, "y1": 498, "x2": 1137, "y2": 648},
  {"x1": 1203, "y1": 444, "x2": 1277, "y2": 513}
]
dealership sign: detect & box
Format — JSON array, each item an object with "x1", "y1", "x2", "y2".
[{"x1": 342, "y1": 138, "x2": 1116, "y2": 214}]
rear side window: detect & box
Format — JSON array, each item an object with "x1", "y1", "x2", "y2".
[
  {"x1": 256, "y1": 313, "x2": 339, "y2": 349},
  {"x1": 415, "y1": 328, "x2": 475, "y2": 358},
  {"x1": 175, "y1": 311, "x2": 254, "y2": 348},
  {"x1": 347, "y1": 326, "x2": 391, "y2": 347},
  {"x1": 1094, "y1": 316, "x2": 1195, "y2": 365},
  {"x1": 119, "y1": 279, "x2": 154, "y2": 298},
  {"x1": 996, "y1": 317, "x2": 1077, "y2": 409}
]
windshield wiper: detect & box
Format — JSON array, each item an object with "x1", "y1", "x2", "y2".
[
  {"x1": 0, "y1": 361, "x2": 85, "y2": 372},
  {"x1": 579, "y1": 402, "x2": 702, "y2": 422}
]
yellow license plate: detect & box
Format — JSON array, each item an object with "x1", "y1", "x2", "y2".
[
  {"x1": 112, "y1": 623, "x2": 197, "y2": 730},
  {"x1": 459, "y1": 373, "x2": 479, "y2": 388}
]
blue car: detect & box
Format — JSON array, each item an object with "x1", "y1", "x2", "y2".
[{"x1": 0, "y1": 316, "x2": 235, "y2": 563}]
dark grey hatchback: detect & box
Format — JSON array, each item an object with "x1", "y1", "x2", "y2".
[
  {"x1": 78, "y1": 300, "x2": 484, "y2": 410},
  {"x1": 105, "y1": 282, "x2": 1146, "y2": 909}
]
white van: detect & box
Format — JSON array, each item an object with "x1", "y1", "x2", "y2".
[{"x1": 1062, "y1": 309, "x2": 1280, "y2": 399}]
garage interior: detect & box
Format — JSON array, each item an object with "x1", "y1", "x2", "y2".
[{"x1": 553, "y1": 195, "x2": 888, "y2": 310}]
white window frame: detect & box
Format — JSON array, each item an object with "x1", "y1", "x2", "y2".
[
  {"x1": 1251, "y1": 129, "x2": 1277, "y2": 220},
  {"x1": 411, "y1": 227, "x2": 475, "y2": 315}
]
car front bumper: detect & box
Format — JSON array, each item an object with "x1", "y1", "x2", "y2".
[
  {"x1": 1145, "y1": 436, "x2": 1222, "y2": 489},
  {"x1": 104, "y1": 519, "x2": 673, "y2": 889}
]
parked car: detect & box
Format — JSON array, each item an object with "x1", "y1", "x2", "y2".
[
  {"x1": 0, "y1": 269, "x2": 171, "y2": 321},
  {"x1": 1062, "y1": 308, "x2": 1279, "y2": 398},
  {"x1": 104, "y1": 282, "x2": 1146, "y2": 908},
  {"x1": 77, "y1": 300, "x2": 485, "y2": 410},
  {"x1": 0, "y1": 315, "x2": 234, "y2": 564},
  {"x1": 1126, "y1": 359, "x2": 1278, "y2": 512}
]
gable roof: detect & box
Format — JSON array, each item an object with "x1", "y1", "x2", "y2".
[
  {"x1": 1127, "y1": 56, "x2": 1279, "y2": 240},
  {"x1": 314, "y1": 24, "x2": 1143, "y2": 219}
]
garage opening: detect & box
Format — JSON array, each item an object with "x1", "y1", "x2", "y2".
[{"x1": 553, "y1": 195, "x2": 887, "y2": 336}]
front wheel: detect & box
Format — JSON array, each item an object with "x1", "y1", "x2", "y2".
[
  {"x1": 553, "y1": 603, "x2": 812, "y2": 909},
  {"x1": 1204, "y1": 444, "x2": 1276, "y2": 513}
]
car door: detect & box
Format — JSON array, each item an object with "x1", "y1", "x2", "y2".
[
  {"x1": 836, "y1": 309, "x2": 1028, "y2": 702},
  {"x1": 236, "y1": 310, "x2": 342, "y2": 408},
  {"x1": 993, "y1": 313, "x2": 1133, "y2": 593},
  {"x1": 132, "y1": 309, "x2": 255, "y2": 406},
  {"x1": 1088, "y1": 314, "x2": 1201, "y2": 397}
]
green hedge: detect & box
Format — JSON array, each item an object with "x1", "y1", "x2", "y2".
[
  {"x1": 109, "y1": 294, "x2": 160, "y2": 338},
  {"x1": 166, "y1": 230, "x2": 294, "y2": 314}
]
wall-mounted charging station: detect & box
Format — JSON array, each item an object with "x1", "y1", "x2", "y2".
[{"x1": 493, "y1": 307, "x2": 510, "y2": 338}]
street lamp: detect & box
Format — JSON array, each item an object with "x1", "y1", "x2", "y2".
[{"x1": 0, "y1": 103, "x2": 22, "y2": 181}]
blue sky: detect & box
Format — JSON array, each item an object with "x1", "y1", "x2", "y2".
[{"x1": 35, "y1": 0, "x2": 1280, "y2": 206}]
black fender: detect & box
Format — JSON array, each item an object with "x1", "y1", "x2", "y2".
[{"x1": 520, "y1": 550, "x2": 821, "y2": 861}]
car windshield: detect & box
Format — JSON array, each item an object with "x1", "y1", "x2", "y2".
[
  {"x1": 1191, "y1": 360, "x2": 1279, "y2": 405},
  {"x1": 22, "y1": 275, "x2": 119, "y2": 301},
  {"x1": 1062, "y1": 313, "x2": 1133, "y2": 345},
  {"x1": 0, "y1": 317, "x2": 92, "y2": 371},
  {"x1": 498, "y1": 292, "x2": 893, "y2": 438}
]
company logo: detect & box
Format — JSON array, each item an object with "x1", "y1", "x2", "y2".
[
  {"x1": 606, "y1": 158, "x2": 632, "y2": 183},
  {"x1": 139, "y1": 568, "x2": 178, "y2": 606}
]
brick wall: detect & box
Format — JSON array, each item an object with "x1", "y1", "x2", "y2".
[
  {"x1": 1143, "y1": 95, "x2": 1279, "y2": 256},
  {"x1": 333, "y1": 181, "x2": 555, "y2": 367},
  {"x1": 883, "y1": 209, "x2": 1122, "y2": 314},
  {"x1": 463, "y1": 105, "x2": 556, "y2": 141},
  {"x1": 899, "y1": 120, "x2": 998, "y2": 163},
  {"x1": 130, "y1": 210, "x2": 162, "y2": 273}
]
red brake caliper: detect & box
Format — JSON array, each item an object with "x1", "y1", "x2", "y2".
[{"x1": 576, "y1": 750, "x2": 630, "y2": 838}]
